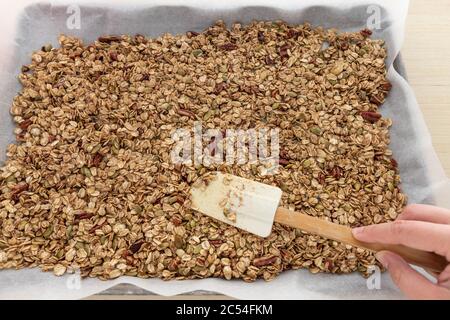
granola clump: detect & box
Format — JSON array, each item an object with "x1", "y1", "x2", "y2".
[{"x1": 0, "y1": 21, "x2": 406, "y2": 281}]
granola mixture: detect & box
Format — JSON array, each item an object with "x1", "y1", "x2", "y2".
[{"x1": 0, "y1": 21, "x2": 406, "y2": 281}]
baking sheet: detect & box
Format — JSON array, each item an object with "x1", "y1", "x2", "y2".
[{"x1": 1, "y1": 0, "x2": 449, "y2": 300}]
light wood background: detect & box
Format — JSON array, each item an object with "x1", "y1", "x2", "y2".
[{"x1": 404, "y1": 0, "x2": 450, "y2": 176}]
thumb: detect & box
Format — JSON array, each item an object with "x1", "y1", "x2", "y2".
[{"x1": 376, "y1": 251, "x2": 450, "y2": 300}]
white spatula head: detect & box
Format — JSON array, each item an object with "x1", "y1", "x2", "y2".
[{"x1": 190, "y1": 172, "x2": 282, "y2": 237}]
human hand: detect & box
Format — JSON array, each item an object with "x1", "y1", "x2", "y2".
[{"x1": 352, "y1": 204, "x2": 450, "y2": 299}]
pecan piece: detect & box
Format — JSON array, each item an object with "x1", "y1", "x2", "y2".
[
  {"x1": 16, "y1": 132, "x2": 26, "y2": 142},
  {"x1": 279, "y1": 44, "x2": 291, "y2": 59},
  {"x1": 279, "y1": 158, "x2": 289, "y2": 166},
  {"x1": 279, "y1": 148, "x2": 289, "y2": 160},
  {"x1": 286, "y1": 29, "x2": 300, "y2": 39},
  {"x1": 253, "y1": 256, "x2": 277, "y2": 267},
  {"x1": 74, "y1": 212, "x2": 94, "y2": 222},
  {"x1": 109, "y1": 50, "x2": 118, "y2": 61},
  {"x1": 89, "y1": 221, "x2": 106, "y2": 234},
  {"x1": 186, "y1": 31, "x2": 199, "y2": 38},
  {"x1": 360, "y1": 28, "x2": 373, "y2": 37},
  {"x1": 324, "y1": 259, "x2": 334, "y2": 272},
  {"x1": 361, "y1": 111, "x2": 382, "y2": 123},
  {"x1": 213, "y1": 82, "x2": 227, "y2": 95},
  {"x1": 390, "y1": 158, "x2": 398, "y2": 168},
  {"x1": 265, "y1": 56, "x2": 275, "y2": 65},
  {"x1": 219, "y1": 43, "x2": 238, "y2": 51},
  {"x1": 318, "y1": 173, "x2": 326, "y2": 185},
  {"x1": 329, "y1": 166, "x2": 343, "y2": 179},
  {"x1": 334, "y1": 39, "x2": 349, "y2": 50},
  {"x1": 176, "y1": 196, "x2": 185, "y2": 205},
  {"x1": 98, "y1": 35, "x2": 122, "y2": 43},
  {"x1": 209, "y1": 239, "x2": 223, "y2": 246},
  {"x1": 170, "y1": 215, "x2": 183, "y2": 226},
  {"x1": 379, "y1": 81, "x2": 392, "y2": 92},
  {"x1": 370, "y1": 93, "x2": 385, "y2": 106},
  {"x1": 91, "y1": 153, "x2": 104, "y2": 167},
  {"x1": 168, "y1": 257, "x2": 181, "y2": 271},
  {"x1": 11, "y1": 183, "x2": 29, "y2": 201},
  {"x1": 48, "y1": 135, "x2": 57, "y2": 143},
  {"x1": 257, "y1": 31, "x2": 265, "y2": 43},
  {"x1": 178, "y1": 108, "x2": 196, "y2": 119},
  {"x1": 196, "y1": 257, "x2": 207, "y2": 267},
  {"x1": 125, "y1": 255, "x2": 135, "y2": 265},
  {"x1": 11, "y1": 183, "x2": 28, "y2": 193},
  {"x1": 134, "y1": 34, "x2": 147, "y2": 44},
  {"x1": 129, "y1": 241, "x2": 144, "y2": 254},
  {"x1": 339, "y1": 41, "x2": 349, "y2": 50},
  {"x1": 19, "y1": 119, "x2": 33, "y2": 130},
  {"x1": 241, "y1": 84, "x2": 259, "y2": 95},
  {"x1": 80, "y1": 267, "x2": 92, "y2": 278}
]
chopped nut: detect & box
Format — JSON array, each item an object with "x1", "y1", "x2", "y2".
[
  {"x1": 19, "y1": 119, "x2": 33, "y2": 130},
  {"x1": 91, "y1": 153, "x2": 104, "y2": 167},
  {"x1": 109, "y1": 51, "x2": 118, "y2": 61},
  {"x1": 178, "y1": 108, "x2": 196, "y2": 119},
  {"x1": 98, "y1": 35, "x2": 122, "y2": 43},
  {"x1": 370, "y1": 94, "x2": 385, "y2": 106},
  {"x1": 279, "y1": 44, "x2": 291, "y2": 59},
  {"x1": 257, "y1": 31, "x2": 265, "y2": 43},
  {"x1": 265, "y1": 56, "x2": 275, "y2": 65},
  {"x1": 361, "y1": 111, "x2": 382, "y2": 123},
  {"x1": 360, "y1": 28, "x2": 373, "y2": 37},
  {"x1": 253, "y1": 256, "x2": 277, "y2": 267},
  {"x1": 214, "y1": 82, "x2": 227, "y2": 95},
  {"x1": 219, "y1": 43, "x2": 238, "y2": 51},
  {"x1": 390, "y1": 158, "x2": 398, "y2": 168},
  {"x1": 74, "y1": 212, "x2": 94, "y2": 222},
  {"x1": 379, "y1": 81, "x2": 392, "y2": 92},
  {"x1": 286, "y1": 29, "x2": 300, "y2": 39},
  {"x1": 129, "y1": 241, "x2": 144, "y2": 254},
  {"x1": 10, "y1": 183, "x2": 29, "y2": 201},
  {"x1": 186, "y1": 31, "x2": 199, "y2": 38}
]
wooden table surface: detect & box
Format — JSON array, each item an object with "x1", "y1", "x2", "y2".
[
  {"x1": 90, "y1": 0, "x2": 450, "y2": 299},
  {"x1": 404, "y1": 0, "x2": 450, "y2": 176}
]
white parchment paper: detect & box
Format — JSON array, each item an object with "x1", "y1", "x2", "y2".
[{"x1": 1, "y1": 0, "x2": 449, "y2": 300}]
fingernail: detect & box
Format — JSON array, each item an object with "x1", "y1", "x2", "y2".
[
  {"x1": 352, "y1": 226, "x2": 365, "y2": 236},
  {"x1": 375, "y1": 252, "x2": 389, "y2": 268},
  {"x1": 438, "y1": 279, "x2": 450, "y2": 290}
]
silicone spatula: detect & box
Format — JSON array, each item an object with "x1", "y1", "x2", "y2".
[{"x1": 190, "y1": 172, "x2": 447, "y2": 273}]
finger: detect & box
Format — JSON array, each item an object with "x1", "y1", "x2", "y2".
[
  {"x1": 376, "y1": 251, "x2": 450, "y2": 300},
  {"x1": 439, "y1": 279, "x2": 450, "y2": 290},
  {"x1": 353, "y1": 220, "x2": 450, "y2": 260},
  {"x1": 398, "y1": 204, "x2": 450, "y2": 224},
  {"x1": 438, "y1": 265, "x2": 450, "y2": 289}
]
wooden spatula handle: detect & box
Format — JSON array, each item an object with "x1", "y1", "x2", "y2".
[{"x1": 274, "y1": 207, "x2": 448, "y2": 273}]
